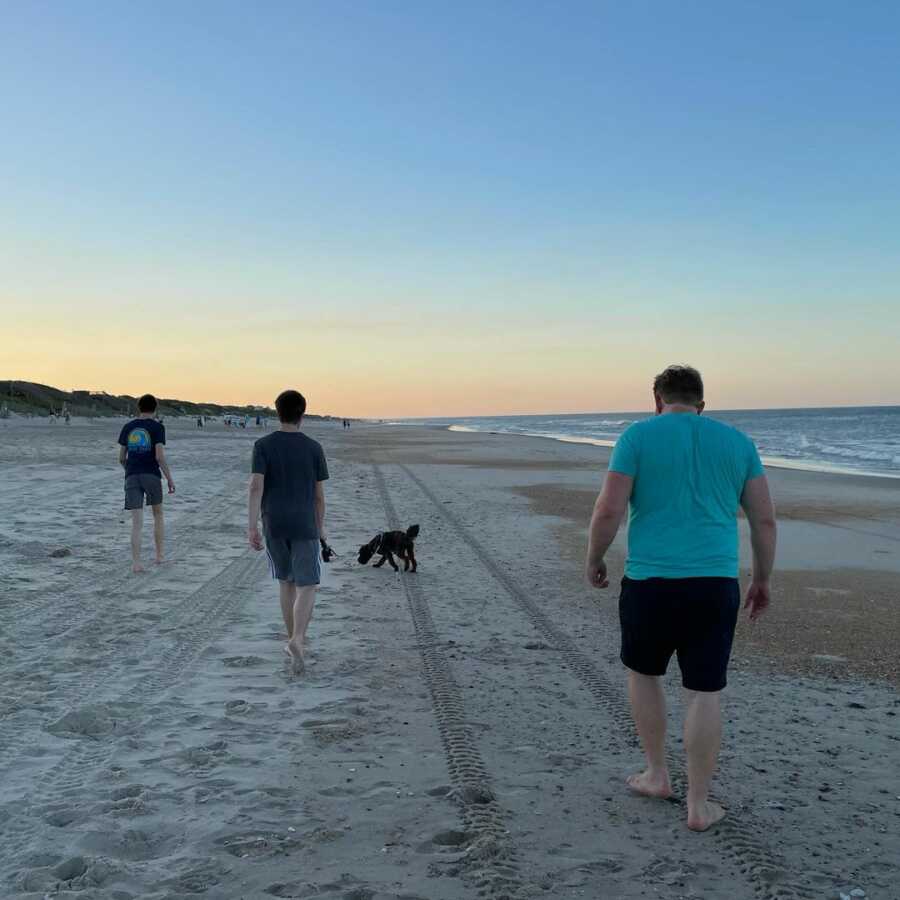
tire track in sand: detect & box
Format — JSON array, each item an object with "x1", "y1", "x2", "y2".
[
  {"x1": 0, "y1": 463, "x2": 248, "y2": 763},
  {"x1": 0, "y1": 457, "x2": 246, "y2": 636},
  {"x1": 374, "y1": 465, "x2": 528, "y2": 900},
  {"x1": 0, "y1": 550, "x2": 263, "y2": 887},
  {"x1": 397, "y1": 462, "x2": 817, "y2": 900}
]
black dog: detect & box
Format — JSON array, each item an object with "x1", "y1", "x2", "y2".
[{"x1": 358, "y1": 525, "x2": 419, "y2": 572}]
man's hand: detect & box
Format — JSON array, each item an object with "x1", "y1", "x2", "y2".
[
  {"x1": 248, "y1": 526, "x2": 264, "y2": 551},
  {"x1": 167, "y1": 478, "x2": 176, "y2": 494},
  {"x1": 585, "y1": 558, "x2": 609, "y2": 589},
  {"x1": 320, "y1": 537, "x2": 336, "y2": 562},
  {"x1": 744, "y1": 580, "x2": 770, "y2": 622}
]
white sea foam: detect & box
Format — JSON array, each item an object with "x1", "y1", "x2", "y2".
[
  {"x1": 760, "y1": 456, "x2": 900, "y2": 479},
  {"x1": 815, "y1": 444, "x2": 896, "y2": 462},
  {"x1": 442, "y1": 417, "x2": 900, "y2": 479}
]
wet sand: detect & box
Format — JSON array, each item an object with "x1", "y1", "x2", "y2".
[{"x1": 0, "y1": 417, "x2": 896, "y2": 899}]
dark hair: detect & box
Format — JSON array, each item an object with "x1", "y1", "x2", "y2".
[
  {"x1": 653, "y1": 365, "x2": 704, "y2": 405},
  {"x1": 275, "y1": 390, "x2": 307, "y2": 424},
  {"x1": 137, "y1": 393, "x2": 158, "y2": 413}
]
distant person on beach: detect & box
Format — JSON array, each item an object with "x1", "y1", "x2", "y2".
[
  {"x1": 118, "y1": 393, "x2": 176, "y2": 573},
  {"x1": 247, "y1": 389, "x2": 329, "y2": 673},
  {"x1": 197, "y1": 416, "x2": 203, "y2": 428},
  {"x1": 585, "y1": 365, "x2": 776, "y2": 832}
]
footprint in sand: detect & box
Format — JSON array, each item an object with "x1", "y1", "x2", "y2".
[
  {"x1": 47, "y1": 702, "x2": 136, "y2": 739},
  {"x1": 217, "y1": 830, "x2": 304, "y2": 859},
  {"x1": 429, "y1": 829, "x2": 471, "y2": 847},
  {"x1": 264, "y1": 877, "x2": 424, "y2": 899},
  {"x1": 222, "y1": 655, "x2": 267, "y2": 668},
  {"x1": 80, "y1": 826, "x2": 178, "y2": 862},
  {"x1": 17, "y1": 856, "x2": 111, "y2": 895},
  {"x1": 302, "y1": 717, "x2": 365, "y2": 745},
  {"x1": 163, "y1": 858, "x2": 232, "y2": 895},
  {"x1": 42, "y1": 805, "x2": 87, "y2": 827}
]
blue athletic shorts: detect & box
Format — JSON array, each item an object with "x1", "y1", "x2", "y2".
[{"x1": 265, "y1": 536, "x2": 320, "y2": 586}]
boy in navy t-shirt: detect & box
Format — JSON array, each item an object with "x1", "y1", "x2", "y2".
[{"x1": 118, "y1": 393, "x2": 176, "y2": 572}]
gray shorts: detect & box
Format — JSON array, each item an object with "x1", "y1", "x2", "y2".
[
  {"x1": 124, "y1": 474, "x2": 163, "y2": 510},
  {"x1": 265, "y1": 536, "x2": 321, "y2": 586}
]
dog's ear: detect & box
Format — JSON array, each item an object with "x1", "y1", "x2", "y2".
[{"x1": 407, "y1": 524, "x2": 420, "y2": 539}]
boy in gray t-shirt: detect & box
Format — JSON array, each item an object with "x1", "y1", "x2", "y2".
[{"x1": 248, "y1": 390, "x2": 328, "y2": 673}]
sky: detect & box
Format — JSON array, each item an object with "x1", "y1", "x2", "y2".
[{"x1": 2, "y1": 1, "x2": 899, "y2": 418}]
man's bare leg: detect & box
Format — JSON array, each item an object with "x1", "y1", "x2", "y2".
[
  {"x1": 151, "y1": 504, "x2": 165, "y2": 563},
  {"x1": 130, "y1": 508, "x2": 145, "y2": 573},
  {"x1": 293, "y1": 585, "x2": 316, "y2": 644},
  {"x1": 285, "y1": 586, "x2": 316, "y2": 673},
  {"x1": 279, "y1": 581, "x2": 297, "y2": 638},
  {"x1": 684, "y1": 689, "x2": 726, "y2": 831},
  {"x1": 625, "y1": 670, "x2": 673, "y2": 798}
]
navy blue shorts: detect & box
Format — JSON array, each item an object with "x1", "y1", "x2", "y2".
[
  {"x1": 619, "y1": 576, "x2": 740, "y2": 692},
  {"x1": 265, "y1": 536, "x2": 320, "y2": 586}
]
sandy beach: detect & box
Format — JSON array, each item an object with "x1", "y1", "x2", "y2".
[{"x1": 1, "y1": 417, "x2": 897, "y2": 900}]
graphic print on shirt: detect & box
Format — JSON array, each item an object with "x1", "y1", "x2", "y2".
[{"x1": 127, "y1": 428, "x2": 153, "y2": 454}]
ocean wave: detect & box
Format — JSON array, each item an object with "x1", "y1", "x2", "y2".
[
  {"x1": 437, "y1": 409, "x2": 900, "y2": 478},
  {"x1": 760, "y1": 455, "x2": 900, "y2": 479},
  {"x1": 815, "y1": 444, "x2": 896, "y2": 462}
]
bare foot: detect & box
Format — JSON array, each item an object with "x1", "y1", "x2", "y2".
[
  {"x1": 626, "y1": 770, "x2": 673, "y2": 799},
  {"x1": 687, "y1": 799, "x2": 727, "y2": 832},
  {"x1": 284, "y1": 640, "x2": 304, "y2": 675},
  {"x1": 132, "y1": 562, "x2": 145, "y2": 574},
  {"x1": 154, "y1": 557, "x2": 165, "y2": 566}
]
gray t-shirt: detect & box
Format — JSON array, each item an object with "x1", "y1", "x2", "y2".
[{"x1": 251, "y1": 431, "x2": 329, "y2": 539}]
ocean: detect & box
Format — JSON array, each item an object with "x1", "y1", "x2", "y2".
[{"x1": 403, "y1": 407, "x2": 900, "y2": 478}]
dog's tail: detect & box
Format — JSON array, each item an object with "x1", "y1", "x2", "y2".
[{"x1": 406, "y1": 524, "x2": 420, "y2": 539}]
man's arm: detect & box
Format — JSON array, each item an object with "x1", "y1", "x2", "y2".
[
  {"x1": 314, "y1": 480, "x2": 326, "y2": 541},
  {"x1": 247, "y1": 473, "x2": 264, "y2": 550},
  {"x1": 155, "y1": 444, "x2": 175, "y2": 493},
  {"x1": 118, "y1": 446, "x2": 127, "y2": 469},
  {"x1": 585, "y1": 471, "x2": 633, "y2": 588},
  {"x1": 740, "y1": 474, "x2": 776, "y2": 620}
]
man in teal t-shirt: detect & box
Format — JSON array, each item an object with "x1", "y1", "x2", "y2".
[{"x1": 585, "y1": 365, "x2": 776, "y2": 834}]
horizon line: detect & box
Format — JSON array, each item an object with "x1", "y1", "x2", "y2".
[{"x1": 385, "y1": 402, "x2": 900, "y2": 420}]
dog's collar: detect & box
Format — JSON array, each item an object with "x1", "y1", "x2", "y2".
[{"x1": 372, "y1": 532, "x2": 383, "y2": 553}]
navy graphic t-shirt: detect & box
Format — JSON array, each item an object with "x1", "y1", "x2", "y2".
[{"x1": 118, "y1": 418, "x2": 166, "y2": 477}]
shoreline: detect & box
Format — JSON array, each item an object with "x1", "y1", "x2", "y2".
[{"x1": 439, "y1": 421, "x2": 900, "y2": 480}]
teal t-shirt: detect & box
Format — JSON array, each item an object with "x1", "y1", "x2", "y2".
[{"x1": 608, "y1": 413, "x2": 764, "y2": 579}]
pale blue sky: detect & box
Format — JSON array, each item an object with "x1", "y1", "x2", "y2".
[{"x1": 2, "y1": 1, "x2": 899, "y2": 415}]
